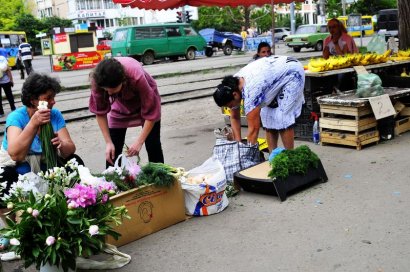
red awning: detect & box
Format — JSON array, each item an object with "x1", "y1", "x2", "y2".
[{"x1": 113, "y1": 0, "x2": 302, "y2": 10}]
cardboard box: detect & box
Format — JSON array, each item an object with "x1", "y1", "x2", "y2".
[{"x1": 107, "y1": 181, "x2": 186, "y2": 247}]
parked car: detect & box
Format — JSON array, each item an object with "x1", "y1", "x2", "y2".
[
  {"x1": 96, "y1": 40, "x2": 112, "y2": 51},
  {"x1": 111, "y1": 23, "x2": 211, "y2": 65},
  {"x1": 376, "y1": 9, "x2": 398, "y2": 41},
  {"x1": 274, "y1": 28, "x2": 290, "y2": 41},
  {"x1": 199, "y1": 28, "x2": 243, "y2": 56},
  {"x1": 285, "y1": 24, "x2": 329, "y2": 52}
]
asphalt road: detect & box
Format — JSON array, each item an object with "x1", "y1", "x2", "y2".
[{"x1": 5, "y1": 35, "x2": 408, "y2": 272}]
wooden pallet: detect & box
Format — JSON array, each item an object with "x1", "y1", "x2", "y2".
[
  {"x1": 395, "y1": 117, "x2": 410, "y2": 135},
  {"x1": 320, "y1": 104, "x2": 379, "y2": 150}
]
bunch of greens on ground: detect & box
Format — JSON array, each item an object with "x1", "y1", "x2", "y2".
[
  {"x1": 268, "y1": 145, "x2": 320, "y2": 180},
  {"x1": 136, "y1": 163, "x2": 185, "y2": 187}
]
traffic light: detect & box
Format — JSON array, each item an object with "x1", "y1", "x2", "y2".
[
  {"x1": 176, "y1": 11, "x2": 182, "y2": 23},
  {"x1": 185, "y1": 11, "x2": 192, "y2": 23}
]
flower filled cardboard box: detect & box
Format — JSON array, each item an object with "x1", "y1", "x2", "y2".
[
  {"x1": 107, "y1": 180, "x2": 186, "y2": 247},
  {"x1": 99, "y1": 158, "x2": 187, "y2": 247}
]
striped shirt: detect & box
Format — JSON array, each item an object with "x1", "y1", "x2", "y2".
[{"x1": 18, "y1": 42, "x2": 33, "y2": 61}]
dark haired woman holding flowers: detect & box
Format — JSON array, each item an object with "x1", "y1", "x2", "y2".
[
  {"x1": 0, "y1": 73, "x2": 81, "y2": 198},
  {"x1": 89, "y1": 57, "x2": 164, "y2": 168}
]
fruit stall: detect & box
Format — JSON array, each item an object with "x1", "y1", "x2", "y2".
[{"x1": 296, "y1": 50, "x2": 410, "y2": 141}]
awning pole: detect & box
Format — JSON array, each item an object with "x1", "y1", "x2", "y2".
[{"x1": 271, "y1": 0, "x2": 275, "y2": 54}]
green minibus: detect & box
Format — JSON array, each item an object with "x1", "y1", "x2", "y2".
[{"x1": 111, "y1": 23, "x2": 212, "y2": 65}]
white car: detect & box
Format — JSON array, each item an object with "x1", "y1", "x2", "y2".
[{"x1": 274, "y1": 28, "x2": 291, "y2": 41}]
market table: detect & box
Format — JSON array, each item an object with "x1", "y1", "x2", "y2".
[
  {"x1": 295, "y1": 60, "x2": 410, "y2": 139},
  {"x1": 316, "y1": 87, "x2": 410, "y2": 150}
]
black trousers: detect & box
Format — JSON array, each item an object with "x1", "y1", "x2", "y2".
[
  {"x1": 23, "y1": 59, "x2": 33, "y2": 75},
  {"x1": 107, "y1": 121, "x2": 164, "y2": 168},
  {"x1": 0, "y1": 82, "x2": 16, "y2": 114}
]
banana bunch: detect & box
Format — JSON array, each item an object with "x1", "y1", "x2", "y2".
[
  {"x1": 307, "y1": 50, "x2": 391, "y2": 73},
  {"x1": 390, "y1": 49, "x2": 410, "y2": 61}
]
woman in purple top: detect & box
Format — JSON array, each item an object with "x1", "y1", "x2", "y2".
[{"x1": 89, "y1": 57, "x2": 164, "y2": 166}]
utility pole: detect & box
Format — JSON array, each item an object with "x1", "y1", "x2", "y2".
[
  {"x1": 319, "y1": 0, "x2": 326, "y2": 24},
  {"x1": 181, "y1": 6, "x2": 186, "y2": 22},
  {"x1": 290, "y1": 2, "x2": 296, "y2": 34},
  {"x1": 342, "y1": 0, "x2": 346, "y2": 16},
  {"x1": 271, "y1": 0, "x2": 276, "y2": 54}
]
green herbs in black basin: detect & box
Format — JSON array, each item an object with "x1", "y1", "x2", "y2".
[{"x1": 268, "y1": 145, "x2": 320, "y2": 180}]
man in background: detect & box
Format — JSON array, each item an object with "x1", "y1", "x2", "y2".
[{"x1": 18, "y1": 37, "x2": 33, "y2": 75}]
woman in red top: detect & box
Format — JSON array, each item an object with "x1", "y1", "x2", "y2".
[
  {"x1": 89, "y1": 57, "x2": 164, "y2": 167},
  {"x1": 323, "y1": 18, "x2": 358, "y2": 59}
]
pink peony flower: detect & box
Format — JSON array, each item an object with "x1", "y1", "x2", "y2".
[
  {"x1": 128, "y1": 164, "x2": 141, "y2": 178},
  {"x1": 88, "y1": 225, "x2": 99, "y2": 236},
  {"x1": 97, "y1": 181, "x2": 117, "y2": 193},
  {"x1": 32, "y1": 209, "x2": 39, "y2": 218},
  {"x1": 64, "y1": 184, "x2": 97, "y2": 208},
  {"x1": 46, "y1": 236, "x2": 56, "y2": 246},
  {"x1": 101, "y1": 194, "x2": 108, "y2": 203}
]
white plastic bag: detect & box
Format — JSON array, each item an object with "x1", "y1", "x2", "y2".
[
  {"x1": 180, "y1": 157, "x2": 229, "y2": 216},
  {"x1": 111, "y1": 154, "x2": 141, "y2": 178}
]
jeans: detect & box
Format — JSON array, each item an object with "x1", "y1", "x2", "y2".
[
  {"x1": 107, "y1": 121, "x2": 164, "y2": 168},
  {"x1": 0, "y1": 82, "x2": 16, "y2": 114}
]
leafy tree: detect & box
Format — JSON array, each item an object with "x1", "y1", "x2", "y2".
[
  {"x1": 41, "y1": 16, "x2": 73, "y2": 33},
  {"x1": 348, "y1": 0, "x2": 397, "y2": 15},
  {"x1": 0, "y1": 0, "x2": 27, "y2": 30},
  {"x1": 192, "y1": 6, "x2": 243, "y2": 33},
  {"x1": 14, "y1": 14, "x2": 42, "y2": 49}
]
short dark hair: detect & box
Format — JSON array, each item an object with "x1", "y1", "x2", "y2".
[
  {"x1": 213, "y1": 76, "x2": 239, "y2": 107},
  {"x1": 257, "y1": 42, "x2": 271, "y2": 53},
  {"x1": 92, "y1": 58, "x2": 126, "y2": 88},
  {"x1": 21, "y1": 37, "x2": 26, "y2": 43},
  {"x1": 21, "y1": 73, "x2": 61, "y2": 108}
]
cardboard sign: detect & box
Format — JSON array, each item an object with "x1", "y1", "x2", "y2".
[
  {"x1": 353, "y1": 66, "x2": 369, "y2": 74},
  {"x1": 368, "y1": 94, "x2": 396, "y2": 120}
]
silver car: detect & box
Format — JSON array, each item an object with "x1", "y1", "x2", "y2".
[{"x1": 274, "y1": 28, "x2": 290, "y2": 41}]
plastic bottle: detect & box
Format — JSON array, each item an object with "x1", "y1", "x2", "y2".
[{"x1": 310, "y1": 112, "x2": 320, "y2": 144}]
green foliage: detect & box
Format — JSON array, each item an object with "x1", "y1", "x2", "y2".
[
  {"x1": 192, "y1": 6, "x2": 243, "y2": 33},
  {"x1": 40, "y1": 123, "x2": 58, "y2": 170},
  {"x1": 95, "y1": 168, "x2": 138, "y2": 192},
  {"x1": 349, "y1": 0, "x2": 397, "y2": 15},
  {"x1": 137, "y1": 163, "x2": 182, "y2": 187},
  {"x1": 0, "y1": 162, "x2": 128, "y2": 272},
  {"x1": 0, "y1": 0, "x2": 27, "y2": 30},
  {"x1": 268, "y1": 145, "x2": 320, "y2": 180}
]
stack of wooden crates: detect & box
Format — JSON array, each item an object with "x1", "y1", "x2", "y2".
[{"x1": 319, "y1": 101, "x2": 379, "y2": 150}]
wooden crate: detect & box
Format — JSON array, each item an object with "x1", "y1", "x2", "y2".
[
  {"x1": 320, "y1": 104, "x2": 379, "y2": 150},
  {"x1": 395, "y1": 117, "x2": 410, "y2": 136},
  {"x1": 320, "y1": 130, "x2": 379, "y2": 150}
]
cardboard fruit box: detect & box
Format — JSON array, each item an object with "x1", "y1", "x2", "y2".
[{"x1": 106, "y1": 181, "x2": 186, "y2": 247}]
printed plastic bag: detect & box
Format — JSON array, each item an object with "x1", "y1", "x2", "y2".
[
  {"x1": 213, "y1": 138, "x2": 262, "y2": 183},
  {"x1": 180, "y1": 157, "x2": 229, "y2": 216},
  {"x1": 356, "y1": 73, "x2": 384, "y2": 98}
]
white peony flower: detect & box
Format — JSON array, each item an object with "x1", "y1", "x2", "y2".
[
  {"x1": 37, "y1": 101, "x2": 48, "y2": 110},
  {"x1": 46, "y1": 236, "x2": 56, "y2": 246},
  {"x1": 10, "y1": 238, "x2": 20, "y2": 246},
  {"x1": 88, "y1": 225, "x2": 99, "y2": 236}
]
